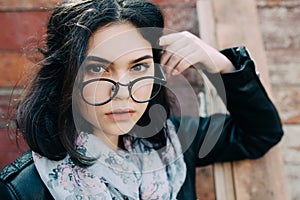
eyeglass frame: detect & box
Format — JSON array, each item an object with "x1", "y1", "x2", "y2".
[{"x1": 80, "y1": 65, "x2": 167, "y2": 106}]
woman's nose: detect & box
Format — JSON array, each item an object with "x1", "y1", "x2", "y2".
[{"x1": 113, "y1": 75, "x2": 131, "y2": 100}]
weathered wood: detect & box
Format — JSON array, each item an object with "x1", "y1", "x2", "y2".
[
  {"x1": 196, "y1": 0, "x2": 217, "y2": 48},
  {"x1": 213, "y1": 0, "x2": 272, "y2": 94},
  {"x1": 196, "y1": 0, "x2": 290, "y2": 199},
  {"x1": 213, "y1": 163, "x2": 236, "y2": 200},
  {"x1": 196, "y1": 1, "x2": 235, "y2": 199}
]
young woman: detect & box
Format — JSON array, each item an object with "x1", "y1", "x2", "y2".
[{"x1": 0, "y1": 0, "x2": 283, "y2": 199}]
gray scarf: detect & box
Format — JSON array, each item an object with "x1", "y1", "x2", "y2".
[{"x1": 33, "y1": 119, "x2": 186, "y2": 199}]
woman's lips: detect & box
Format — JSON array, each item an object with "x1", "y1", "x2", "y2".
[{"x1": 105, "y1": 109, "x2": 135, "y2": 121}]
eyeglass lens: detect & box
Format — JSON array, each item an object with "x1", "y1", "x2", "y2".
[{"x1": 82, "y1": 77, "x2": 162, "y2": 105}]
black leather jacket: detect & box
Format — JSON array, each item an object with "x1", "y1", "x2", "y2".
[{"x1": 0, "y1": 47, "x2": 284, "y2": 200}]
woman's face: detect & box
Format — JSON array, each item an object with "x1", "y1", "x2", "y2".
[{"x1": 77, "y1": 23, "x2": 154, "y2": 147}]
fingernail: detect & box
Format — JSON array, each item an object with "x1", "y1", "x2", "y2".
[
  {"x1": 171, "y1": 69, "x2": 179, "y2": 76},
  {"x1": 159, "y1": 38, "x2": 164, "y2": 46}
]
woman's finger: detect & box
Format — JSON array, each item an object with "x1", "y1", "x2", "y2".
[
  {"x1": 164, "y1": 46, "x2": 195, "y2": 75},
  {"x1": 160, "y1": 51, "x2": 173, "y2": 76},
  {"x1": 171, "y1": 51, "x2": 200, "y2": 75},
  {"x1": 160, "y1": 36, "x2": 186, "y2": 65},
  {"x1": 159, "y1": 32, "x2": 183, "y2": 46}
]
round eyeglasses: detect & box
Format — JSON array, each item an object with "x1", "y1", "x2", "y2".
[{"x1": 81, "y1": 76, "x2": 167, "y2": 106}]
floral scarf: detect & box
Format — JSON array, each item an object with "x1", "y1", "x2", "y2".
[{"x1": 33, "y1": 119, "x2": 186, "y2": 199}]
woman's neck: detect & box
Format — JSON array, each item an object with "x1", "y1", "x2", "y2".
[{"x1": 93, "y1": 129, "x2": 120, "y2": 151}]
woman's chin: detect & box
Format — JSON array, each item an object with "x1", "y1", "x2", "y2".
[{"x1": 103, "y1": 121, "x2": 135, "y2": 136}]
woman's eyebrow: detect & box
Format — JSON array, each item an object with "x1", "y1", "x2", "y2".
[
  {"x1": 130, "y1": 55, "x2": 153, "y2": 64},
  {"x1": 85, "y1": 56, "x2": 111, "y2": 64},
  {"x1": 85, "y1": 55, "x2": 153, "y2": 65}
]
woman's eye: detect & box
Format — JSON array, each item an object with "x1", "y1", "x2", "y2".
[
  {"x1": 85, "y1": 64, "x2": 106, "y2": 74},
  {"x1": 131, "y1": 64, "x2": 149, "y2": 72}
]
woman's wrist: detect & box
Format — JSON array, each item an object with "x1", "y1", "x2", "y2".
[{"x1": 219, "y1": 54, "x2": 236, "y2": 74}]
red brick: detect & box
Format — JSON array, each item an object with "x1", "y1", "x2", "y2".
[
  {"x1": 0, "y1": 11, "x2": 50, "y2": 50},
  {"x1": 0, "y1": 129, "x2": 19, "y2": 150},
  {"x1": 257, "y1": 0, "x2": 283, "y2": 7},
  {"x1": 162, "y1": 7, "x2": 199, "y2": 35},
  {"x1": 0, "y1": 93, "x2": 14, "y2": 107},
  {"x1": 256, "y1": 0, "x2": 300, "y2": 8},
  {"x1": 152, "y1": 0, "x2": 196, "y2": 6},
  {"x1": 0, "y1": 89, "x2": 21, "y2": 125},
  {"x1": 267, "y1": 52, "x2": 300, "y2": 87},
  {"x1": 0, "y1": 90, "x2": 21, "y2": 105},
  {"x1": 0, "y1": 150, "x2": 28, "y2": 170},
  {"x1": 0, "y1": 104, "x2": 29, "y2": 171},
  {"x1": 0, "y1": 105, "x2": 14, "y2": 125},
  {"x1": 258, "y1": 6, "x2": 300, "y2": 49},
  {"x1": 0, "y1": 129, "x2": 28, "y2": 170},
  {"x1": 0, "y1": 106, "x2": 18, "y2": 129},
  {"x1": 0, "y1": 0, "x2": 62, "y2": 11},
  {"x1": 272, "y1": 85, "x2": 300, "y2": 124},
  {"x1": 0, "y1": 52, "x2": 39, "y2": 87},
  {"x1": 0, "y1": 0, "x2": 196, "y2": 11},
  {"x1": 269, "y1": 64, "x2": 300, "y2": 86},
  {"x1": 266, "y1": 49, "x2": 300, "y2": 64}
]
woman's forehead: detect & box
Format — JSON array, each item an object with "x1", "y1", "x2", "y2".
[{"x1": 87, "y1": 23, "x2": 153, "y2": 61}]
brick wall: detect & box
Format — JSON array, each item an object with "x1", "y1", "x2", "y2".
[
  {"x1": 0, "y1": 7, "x2": 52, "y2": 170},
  {"x1": 256, "y1": 1, "x2": 300, "y2": 199},
  {"x1": 0, "y1": 0, "x2": 299, "y2": 199}
]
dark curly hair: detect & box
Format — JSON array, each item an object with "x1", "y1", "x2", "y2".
[{"x1": 16, "y1": 0, "x2": 170, "y2": 166}]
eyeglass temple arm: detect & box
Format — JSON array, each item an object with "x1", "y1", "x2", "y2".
[{"x1": 156, "y1": 64, "x2": 167, "y2": 82}]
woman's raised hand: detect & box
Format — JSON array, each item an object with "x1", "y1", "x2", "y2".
[{"x1": 159, "y1": 31, "x2": 235, "y2": 77}]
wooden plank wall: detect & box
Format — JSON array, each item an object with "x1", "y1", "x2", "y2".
[{"x1": 196, "y1": 0, "x2": 290, "y2": 199}]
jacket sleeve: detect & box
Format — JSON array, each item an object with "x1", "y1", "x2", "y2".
[{"x1": 170, "y1": 47, "x2": 284, "y2": 167}]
